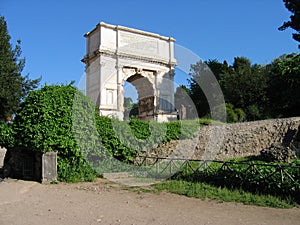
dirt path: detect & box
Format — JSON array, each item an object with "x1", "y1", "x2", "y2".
[{"x1": 0, "y1": 178, "x2": 299, "y2": 225}]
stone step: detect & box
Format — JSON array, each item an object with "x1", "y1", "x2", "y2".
[{"x1": 102, "y1": 172, "x2": 130, "y2": 180}]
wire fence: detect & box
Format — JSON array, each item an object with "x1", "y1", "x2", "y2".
[
  {"x1": 134, "y1": 155, "x2": 300, "y2": 200},
  {"x1": 135, "y1": 156, "x2": 300, "y2": 181}
]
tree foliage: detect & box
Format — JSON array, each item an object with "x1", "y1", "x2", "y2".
[
  {"x1": 279, "y1": 0, "x2": 300, "y2": 48},
  {"x1": 220, "y1": 57, "x2": 268, "y2": 121},
  {"x1": 0, "y1": 16, "x2": 40, "y2": 122},
  {"x1": 5, "y1": 83, "x2": 199, "y2": 181},
  {"x1": 0, "y1": 123, "x2": 15, "y2": 148},
  {"x1": 188, "y1": 61, "x2": 220, "y2": 118},
  {"x1": 186, "y1": 53, "x2": 300, "y2": 122},
  {"x1": 266, "y1": 53, "x2": 300, "y2": 117}
]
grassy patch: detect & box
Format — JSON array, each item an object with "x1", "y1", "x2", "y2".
[
  {"x1": 198, "y1": 118, "x2": 224, "y2": 125},
  {"x1": 154, "y1": 180, "x2": 295, "y2": 208}
]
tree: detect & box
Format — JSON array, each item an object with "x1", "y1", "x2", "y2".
[
  {"x1": 220, "y1": 57, "x2": 268, "y2": 121},
  {"x1": 279, "y1": 0, "x2": 300, "y2": 48},
  {"x1": 186, "y1": 54, "x2": 299, "y2": 121},
  {"x1": 0, "y1": 16, "x2": 40, "y2": 122},
  {"x1": 188, "y1": 63, "x2": 210, "y2": 118},
  {"x1": 188, "y1": 60, "x2": 229, "y2": 119},
  {"x1": 266, "y1": 53, "x2": 300, "y2": 117},
  {"x1": 213, "y1": 103, "x2": 246, "y2": 123},
  {"x1": 188, "y1": 61, "x2": 223, "y2": 118},
  {"x1": 205, "y1": 59, "x2": 228, "y2": 81}
]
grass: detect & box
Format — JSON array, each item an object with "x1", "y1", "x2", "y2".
[
  {"x1": 198, "y1": 118, "x2": 225, "y2": 125},
  {"x1": 153, "y1": 180, "x2": 295, "y2": 208}
]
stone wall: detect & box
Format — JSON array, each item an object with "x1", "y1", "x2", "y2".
[
  {"x1": 213, "y1": 117, "x2": 300, "y2": 159},
  {"x1": 145, "y1": 117, "x2": 300, "y2": 160},
  {"x1": 2, "y1": 147, "x2": 57, "y2": 183}
]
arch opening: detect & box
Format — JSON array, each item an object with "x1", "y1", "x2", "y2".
[
  {"x1": 123, "y1": 73, "x2": 155, "y2": 121},
  {"x1": 123, "y1": 81, "x2": 138, "y2": 120}
]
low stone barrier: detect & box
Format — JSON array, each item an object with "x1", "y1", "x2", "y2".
[
  {"x1": 146, "y1": 117, "x2": 300, "y2": 160},
  {"x1": 2, "y1": 147, "x2": 57, "y2": 183}
]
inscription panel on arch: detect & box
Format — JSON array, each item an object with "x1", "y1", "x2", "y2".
[{"x1": 118, "y1": 31, "x2": 159, "y2": 57}]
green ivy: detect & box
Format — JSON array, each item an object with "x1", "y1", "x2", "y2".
[
  {"x1": 0, "y1": 123, "x2": 15, "y2": 148},
  {"x1": 12, "y1": 84, "x2": 100, "y2": 182},
  {"x1": 9, "y1": 83, "x2": 200, "y2": 182},
  {"x1": 95, "y1": 116, "x2": 199, "y2": 162}
]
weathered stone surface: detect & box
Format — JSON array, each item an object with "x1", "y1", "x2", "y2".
[
  {"x1": 260, "y1": 144, "x2": 296, "y2": 162},
  {"x1": 42, "y1": 151, "x2": 57, "y2": 183},
  {"x1": 142, "y1": 117, "x2": 300, "y2": 160}
]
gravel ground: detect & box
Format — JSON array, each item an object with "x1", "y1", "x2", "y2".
[{"x1": 0, "y1": 178, "x2": 299, "y2": 225}]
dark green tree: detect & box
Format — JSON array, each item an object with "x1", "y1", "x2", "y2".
[
  {"x1": 188, "y1": 62, "x2": 211, "y2": 118},
  {"x1": 220, "y1": 57, "x2": 268, "y2": 121},
  {"x1": 212, "y1": 103, "x2": 246, "y2": 123},
  {"x1": 205, "y1": 59, "x2": 228, "y2": 81},
  {"x1": 279, "y1": 0, "x2": 300, "y2": 48},
  {"x1": 187, "y1": 54, "x2": 299, "y2": 121},
  {"x1": 266, "y1": 53, "x2": 300, "y2": 117},
  {"x1": 188, "y1": 60, "x2": 229, "y2": 119},
  {"x1": 0, "y1": 16, "x2": 40, "y2": 122}
]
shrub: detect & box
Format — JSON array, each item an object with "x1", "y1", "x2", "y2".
[
  {"x1": 10, "y1": 83, "x2": 200, "y2": 181},
  {"x1": 13, "y1": 84, "x2": 100, "y2": 182},
  {"x1": 95, "y1": 117, "x2": 199, "y2": 163},
  {"x1": 0, "y1": 123, "x2": 15, "y2": 148},
  {"x1": 226, "y1": 103, "x2": 246, "y2": 123}
]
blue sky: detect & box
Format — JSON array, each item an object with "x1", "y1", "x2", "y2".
[{"x1": 1, "y1": 0, "x2": 299, "y2": 89}]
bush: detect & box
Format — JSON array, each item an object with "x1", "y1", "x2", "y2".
[
  {"x1": 0, "y1": 123, "x2": 15, "y2": 148},
  {"x1": 13, "y1": 84, "x2": 101, "y2": 182},
  {"x1": 95, "y1": 117, "x2": 199, "y2": 162},
  {"x1": 211, "y1": 103, "x2": 245, "y2": 123},
  {"x1": 9, "y1": 83, "x2": 200, "y2": 181},
  {"x1": 226, "y1": 103, "x2": 246, "y2": 123}
]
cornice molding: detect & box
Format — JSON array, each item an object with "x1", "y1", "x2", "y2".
[{"x1": 82, "y1": 49, "x2": 177, "y2": 67}]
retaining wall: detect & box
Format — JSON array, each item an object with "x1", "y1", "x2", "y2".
[{"x1": 149, "y1": 117, "x2": 300, "y2": 160}]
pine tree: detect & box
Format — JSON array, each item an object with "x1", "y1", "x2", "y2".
[
  {"x1": 279, "y1": 0, "x2": 300, "y2": 48},
  {"x1": 0, "y1": 16, "x2": 40, "y2": 122}
]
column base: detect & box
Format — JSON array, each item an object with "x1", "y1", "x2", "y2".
[
  {"x1": 154, "y1": 112, "x2": 178, "y2": 123},
  {"x1": 99, "y1": 109, "x2": 124, "y2": 120}
]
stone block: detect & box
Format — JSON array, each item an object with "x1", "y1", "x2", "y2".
[{"x1": 42, "y1": 151, "x2": 57, "y2": 183}]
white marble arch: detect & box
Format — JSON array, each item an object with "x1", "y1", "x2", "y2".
[{"x1": 82, "y1": 22, "x2": 177, "y2": 122}]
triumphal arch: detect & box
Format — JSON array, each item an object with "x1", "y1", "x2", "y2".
[{"x1": 82, "y1": 22, "x2": 177, "y2": 122}]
